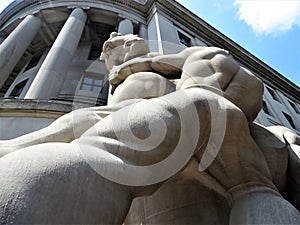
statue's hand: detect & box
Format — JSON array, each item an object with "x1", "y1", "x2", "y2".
[
  {"x1": 108, "y1": 57, "x2": 154, "y2": 86},
  {"x1": 108, "y1": 65, "x2": 121, "y2": 83}
]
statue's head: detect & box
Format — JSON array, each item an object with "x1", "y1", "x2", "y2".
[{"x1": 100, "y1": 32, "x2": 149, "y2": 70}]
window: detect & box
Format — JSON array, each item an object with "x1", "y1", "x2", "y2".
[
  {"x1": 88, "y1": 43, "x2": 102, "y2": 60},
  {"x1": 266, "y1": 87, "x2": 280, "y2": 102},
  {"x1": 282, "y1": 112, "x2": 296, "y2": 129},
  {"x1": 80, "y1": 77, "x2": 103, "y2": 93},
  {"x1": 262, "y1": 101, "x2": 272, "y2": 116},
  {"x1": 9, "y1": 79, "x2": 28, "y2": 97},
  {"x1": 178, "y1": 31, "x2": 191, "y2": 47},
  {"x1": 289, "y1": 101, "x2": 300, "y2": 114},
  {"x1": 24, "y1": 54, "x2": 42, "y2": 72}
]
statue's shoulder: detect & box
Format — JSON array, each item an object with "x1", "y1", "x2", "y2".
[{"x1": 179, "y1": 46, "x2": 231, "y2": 60}]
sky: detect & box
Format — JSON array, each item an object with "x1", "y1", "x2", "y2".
[{"x1": 0, "y1": 0, "x2": 299, "y2": 87}]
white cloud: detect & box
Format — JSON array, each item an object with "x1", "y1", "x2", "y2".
[{"x1": 234, "y1": 0, "x2": 300, "y2": 35}]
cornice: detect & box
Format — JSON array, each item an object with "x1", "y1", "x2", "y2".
[{"x1": 0, "y1": 0, "x2": 150, "y2": 28}]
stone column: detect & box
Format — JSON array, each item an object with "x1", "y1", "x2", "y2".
[
  {"x1": 0, "y1": 15, "x2": 41, "y2": 87},
  {"x1": 25, "y1": 8, "x2": 87, "y2": 99},
  {"x1": 118, "y1": 19, "x2": 133, "y2": 35},
  {"x1": 138, "y1": 24, "x2": 148, "y2": 40}
]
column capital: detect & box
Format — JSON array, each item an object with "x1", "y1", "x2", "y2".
[
  {"x1": 118, "y1": 15, "x2": 138, "y2": 25},
  {"x1": 68, "y1": 7, "x2": 87, "y2": 24},
  {"x1": 67, "y1": 6, "x2": 90, "y2": 11}
]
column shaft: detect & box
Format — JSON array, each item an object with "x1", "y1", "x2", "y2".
[
  {"x1": 118, "y1": 19, "x2": 133, "y2": 35},
  {"x1": 0, "y1": 15, "x2": 41, "y2": 87},
  {"x1": 25, "y1": 8, "x2": 87, "y2": 99}
]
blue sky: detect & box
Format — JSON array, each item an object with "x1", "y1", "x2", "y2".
[{"x1": 0, "y1": 0, "x2": 299, "y2": 87}]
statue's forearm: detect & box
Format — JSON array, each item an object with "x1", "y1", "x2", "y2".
[
  {"x1": 0, "y1": 110, "x2": 99, "y2": 156},
  {"x1": 109, "y1": 54, "x2": 186, "y2": 85},
  {"x1": 109, "y1": 58, "x2": 153, "y2": 84},
  {"x1": 0, "y1": 100, "x2": 140, "y2": 157},
  {"x1": 0, "y1": 114, "x2": 76, "y2": 155},
  {"x1": 150, "y1": 54, "x2": 185, "y2": 76}
]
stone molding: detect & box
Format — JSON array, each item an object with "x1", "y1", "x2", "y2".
[{"x1": 0, "y1": 98, "x2": 92, "y2": 116}]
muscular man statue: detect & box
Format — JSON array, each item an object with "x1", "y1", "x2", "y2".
[{"x1": 0, "y1": 32, "x2": 299, "y2": 224}]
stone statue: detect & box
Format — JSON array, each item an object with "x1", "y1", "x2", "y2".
[{"x1": 0, "y1": 32, "x2": 299, "y2": 224}]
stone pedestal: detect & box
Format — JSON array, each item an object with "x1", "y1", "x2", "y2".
[{"x1": 125, "y1": 172, "x2": 230, "y2": 224}]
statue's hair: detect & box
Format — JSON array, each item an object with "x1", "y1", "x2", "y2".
[{"x1": 100, "y1": 32, "x2": 146, "y2": 60}]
